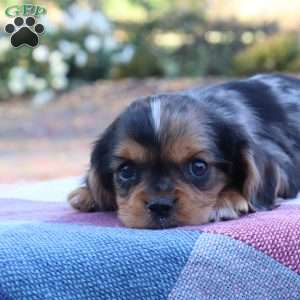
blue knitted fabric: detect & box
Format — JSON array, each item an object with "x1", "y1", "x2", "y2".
[
  {"x1": 0, "y1": 222, "x2": 199, "y2": 300},
  {"x1": 0, "y1": 222, "x2": 300, "y2": 300}
]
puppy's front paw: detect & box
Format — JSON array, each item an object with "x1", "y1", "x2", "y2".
[
  {"x1": 68, "y1": 187, "x2": 96, "y2": 212},
  {"x1": 209, "y1": 190, "x2": 249, "y2": 222}
]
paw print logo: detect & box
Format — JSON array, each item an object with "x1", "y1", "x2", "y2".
[{"x1": 5, "y1": 16, "x2": 44, "y2": 48}]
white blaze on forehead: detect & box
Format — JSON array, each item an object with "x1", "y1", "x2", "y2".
[{"x1": 150, "y1": 97, "x2": 161, "y2": 133}]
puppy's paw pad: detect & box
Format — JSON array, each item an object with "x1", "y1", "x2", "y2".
[{"x1": 68, "y1": 187, "x2": 95, "y2": 212}]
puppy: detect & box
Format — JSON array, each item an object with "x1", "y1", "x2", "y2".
[{"x1": 68, "y1": 74, "x2": 300, "y2": 228}]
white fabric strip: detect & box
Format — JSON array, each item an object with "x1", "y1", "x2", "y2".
[{"x1": 0, "y1": 176, "x2": 82, "y2": 203}]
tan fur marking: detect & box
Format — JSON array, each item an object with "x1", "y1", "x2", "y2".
[
  {"x1": 68, "y1": 168, "x2": 116, "y2": 212},
  {"x1": 88, "y1": 168, "x2": 116, "y2": 210},
  {"x1": 163, "y1": 135, "x2": 210, "y2": 164},
  {"x1": 175, "y1": 177, "x2": 226, "y2": 225},
  {"x1": 272, "y1": 164, "x2": 289, "y2": 198},
  {"x1": 68, "y1": 186, "x2": 96, "y2": 212},
  {"x1": 115, "y1": 140, "x2": 149, "y2": 162},
  {"x1": 117, "y1": 182, "x2": 151, "y2": 228},
  {"x1": 159, "y1": 100, "x2": 210, "y2": 164},
  {"x1": 242, "y1": 149, "x2": 261, "y2": 200}
]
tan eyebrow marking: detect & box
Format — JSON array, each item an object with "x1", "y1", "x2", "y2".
[
  {"x1": 163, "y1": 135, "x2": 209, "y2": 164},
  {"x1": 114, "y1": 140, "x2": 150, "y2": 163}
]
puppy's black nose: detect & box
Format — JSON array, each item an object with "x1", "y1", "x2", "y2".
[{"x1": 147, "y1": 198, "x2": 175, "y2": 218}]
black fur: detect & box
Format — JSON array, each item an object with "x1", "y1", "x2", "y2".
[
  {"x1": 121, "y1": 100, "x2": 159, "y2": 150},
  {"x1": 91, "y1": 74, "x2": 300, "y2": 212},
  {"x1": 224, "y1": 80, "x2": 287, "y2": 124},
  {"x1": 91, "y1": 120, "x2": 118, "y2": 193}
]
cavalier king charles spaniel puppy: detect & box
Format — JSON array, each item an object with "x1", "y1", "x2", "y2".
[{"x1": 68, "y1": 74, "x2": 300, "y2": 228}]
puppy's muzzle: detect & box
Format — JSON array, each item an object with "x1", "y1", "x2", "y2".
[{"x1": 146, "y1": 197, "x2": 175, "y2": 218}]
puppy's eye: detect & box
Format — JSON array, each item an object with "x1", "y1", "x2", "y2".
[
  {"x1": 188, "y1": 159, "x2": 207, "y2": 177},
  {"x1": 117, "y1": 163, "x2": 137, "y2": 181}
]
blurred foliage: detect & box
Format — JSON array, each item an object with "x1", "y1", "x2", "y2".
[
  {"x1": 0, "y1": 3, "x2": 125, "y2": 101},
  {"x1": 1, "y1": 0, "x2": 300, "y2": 101},
  {"x1": 109, "y1": 0, "x2": 278, "y2": 78},
  {"x1": 234, "y1": 33, "x2": 300, "y2": 75}
]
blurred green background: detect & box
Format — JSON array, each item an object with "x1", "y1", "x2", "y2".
[{"x1": 1, "y1": 0, "x2": 300, "y2": 101}]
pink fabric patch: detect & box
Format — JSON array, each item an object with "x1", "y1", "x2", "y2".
[
  {"x1": 0, "y1": 198, "x2": 122, "y2": 227},
  {"x1": 195, "y1": 205, "x2": 300, "y2": 273}
]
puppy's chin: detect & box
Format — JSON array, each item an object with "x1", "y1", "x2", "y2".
[
  {"x1": 117, "y1": 205, "x2": 213, "y2": 229},
  {"x1": 118, "y1": 213, "x2": 179, "y2": 229}
]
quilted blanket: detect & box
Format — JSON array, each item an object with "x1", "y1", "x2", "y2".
[{"x1": 0, "y1": 197, "x2": 300, "y2": 299}]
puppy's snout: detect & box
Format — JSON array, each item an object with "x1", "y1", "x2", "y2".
[{"x1": 146, "y1": 197, "x2": 175, "y2": 218}]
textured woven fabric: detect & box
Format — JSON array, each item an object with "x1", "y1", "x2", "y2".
[
  {"x1": 0, "y1": 198, "x2": 121, "y2": 226},
  {"x1": 168, "y1": 233, "x2": 300, "y2": 300},
  {"x1": 3, "y1": 199, "x2": 300, "y2": 273},
  {"x1": 200, "y1": 204, "x2": 300, "y2": 273},
  {"x1": 1, "y1": 198, "x2": 300, "y2": 299},
  {"x1": 0, "y1": 223, "x2": 198, "y2": 300}
]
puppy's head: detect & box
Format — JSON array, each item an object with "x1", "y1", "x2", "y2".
[{"x1": 91, "y1": 94, "x2": 259, "y2": 228}]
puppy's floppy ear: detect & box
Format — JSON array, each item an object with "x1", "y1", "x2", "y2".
[
  {"x1": 232, "y1": 138, "x2": 279, "y2": 211},
  {"x1": 216, "y1": 123, "x2": 278, "y2": 211},
  {"x1": 68, "y1": 121, "x2": 118, "y2": 212},
  {"x1": 84, "y1": 166, "x2": 116, "y2": 211},
  {"x1": 89, "y1": 120, "x2": 118, "y2": 211},
  {"x1": 248, "y1": 149, "x2": 280, "y2": 210},
  {"x1": 239, "y1": 147, "x2": 261, "y2": 203}
]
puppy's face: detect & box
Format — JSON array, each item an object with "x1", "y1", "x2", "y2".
[
  {"x1": 92, "y1": 95, "x2": 228, "y2": 228},
  {"x1": 91, "y1": 95, "x2": 257, "y2": 228},
  {"x1": 113, "y1": 135, "x2": 226, "y2": 229}
]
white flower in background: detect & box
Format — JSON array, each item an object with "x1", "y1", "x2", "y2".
[
  {"x1": 84, "y1": 35, "x2": 101, "y2": 53},
  {"x1": 112, "y1": 45, "x2": 135, "y2": 64},
  {"x1": 0, "y1": 37, "x2": 10, "y2": 54},
  {"x1": 8, "y1": 79, "x2": 26, "y2": 95},
  {"x1": 49, "y1": 50, "x2": 69, "y2": 76},
  {"x1": 9, "y1": 66, "x2": 27, "y2": 78},
  {"x1": 62, "y1": 4, "x2": 112, "y2": 34},
  {"x1": 39, "y1": 15, "x2": 58, "y2": 34},
  {"x1": 8, "y1": 67, "x2": 28, "y2": 95},
  {"x1": 51, "y1": 76, "x2": 68, "y2": 90},
  {"x1": 58, "y1": 40, "x2": 79, "y2": 59},
  {"x1": 32, "y1": 89, "x2": 55, "y2": 107},
  {"x1": 103, "y1": 36, "x2": 118, "y2": 52},
  {"x1": 90, "y1": 11, "x2": 111, "y2": 34},
  {"x1": 50, "y1": 60, "x2": 69, "y2": 76},
  {"x1": 63, "y1": 4, "x2": 92, "y2": 31},
  {"x1": 50, "y1": 62, "x2": 69, "y2": 76},
  {"x1": 26, "y1": 73, "x2": 47, "y2": 92},
  {"x1": 32, "y1": 45, "x2": 49, "y2": 63},
  {"x1": 75, "y1": 50, "x2": 88, "y2": 67},
  {"x1": 33, "y1": 78, "x2": 47, "y2": 92},
  {"x1": 25, "y1": 73, "x2": 36, "y2": 88},
  {"x1": 49, "y1": 50, "x2": 64, "y2": 63}
]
